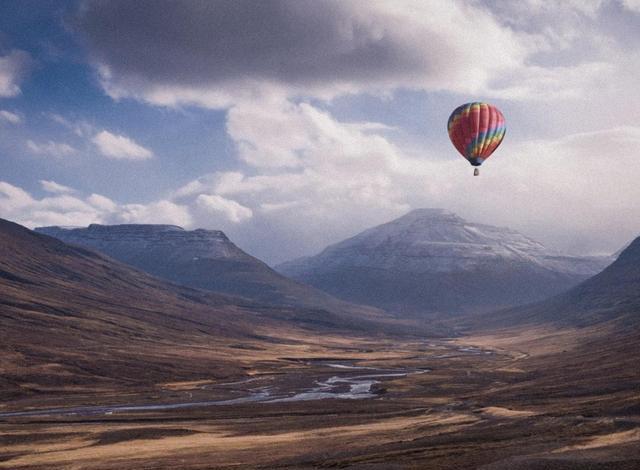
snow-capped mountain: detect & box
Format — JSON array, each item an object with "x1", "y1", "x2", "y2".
[
  {"x1": 34, "y1": 224, "x2": 384, "y2": 321},
  {"x1": 277, "y1": 209, "x2": 612, "y2": 315}
]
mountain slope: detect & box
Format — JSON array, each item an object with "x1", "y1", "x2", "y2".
[
  {"x1": 460, "y1": 235, "x2": 640, "y2": 442},
  {"x1": 0, "y1": 218, "x2": 396, "y2": 403},
  {"x1": 277, "y1": 209, "x2": 611, "y2": 316},
  {"x1": 35, "y1": 224, "x2": 384, "y2": 320},
  {"x1": 481, "y1": 235, "x2": 640, "y2": 328}
]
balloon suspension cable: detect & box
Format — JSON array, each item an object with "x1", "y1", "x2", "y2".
[{"x1": 474, "y1": 168, "x2": 479, "y2": 176}]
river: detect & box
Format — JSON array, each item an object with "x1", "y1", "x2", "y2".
[{"x1": 0, "y1": 360, "x2": 428, "y2": 419}]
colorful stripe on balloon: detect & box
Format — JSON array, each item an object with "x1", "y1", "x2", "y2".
[{"x1": 447, "y1": 102, "x2": 506, "y2": 166}]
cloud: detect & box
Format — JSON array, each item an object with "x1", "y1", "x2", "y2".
[
  {"x1": 0, "y1": 110, "x2": 22, "y2": 124},
  {"x1": 40, "y1": 180, "x2": 75, "y2": 194},
  {"x1": 72, "y1": 1, "x2": 636, "y2": 141},
  {"x1": 3, "y1": 116, "x2": 639, "y2": 261},
  {"x1": 49, "y1": 113, "x2": 94, "y2": 137},
  {"x1": 2, "y1": 1, "x2": 632, "y2": 264},
  {"x1": 170, "y1": 100, "x2": 420, "y2": 259},
  {"x1": 0, "y1": 180, "x2": 191, "y2": 229},
  {"x1": 0, "y1": 181, "x2": 33, "y2": 208},
  {"x1": 112, "y1": 200, "x2": 191, "y2": 226},
  {"x1": 77, "y1": 0, "x2": 576, "y2": 106},
  {"x1": 195, "y1": 194, "x2": 253, "y2": 223},
  {"x1": 0, "y1": 50, "x2": 34, "y2": 97},
  {"x1": 87, "y1": 193, "x2": 117, "y2": 211},
  {"x1": 47, "y1": 116, "x2": 155, "y2": 163},
  {"x1": 622, "y1": 0, "x2": 640, "y2": 13},
  {"x1": 26, "y1": 139, "x2": 77, "y2": 157},
  {"x1": 169, "y1": 101, "x2": 640, "y2": 262},
  {"x1": 92, "y1": 130, "x2": 153, "y2": 160},
  {"x1": 453, "y1": 126, "x2": 640, "y2": 255},
  {"x1": 0, "y1": 181, "x2": 104, "y2": 228}
]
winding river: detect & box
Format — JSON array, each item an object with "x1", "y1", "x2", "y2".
[{"x1": 0, "y1": 361, "x2": 427, "y2": 419}]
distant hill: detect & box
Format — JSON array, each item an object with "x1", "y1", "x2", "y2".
[
  {"x1": 36, "y1": 223, "x2": 385, "y2": 322},
  {"x1": 277, "y1": 209, "x2": 611, "y2": 316},
  {"x1": 481, "y1": 235, "x2": 640, "y2": 328}
]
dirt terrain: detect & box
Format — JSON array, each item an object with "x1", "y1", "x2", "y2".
[
  {"x1": 2, "y1": 327, "x2": 638, "y2": 469},
  {"x1": 1, "y1": 220, "x2": 639, "y2": 468}
]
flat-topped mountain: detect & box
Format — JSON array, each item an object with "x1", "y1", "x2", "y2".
[
  {"x1": 35, "y1": 223, "x2": 387, "y2": 321},
  {"x1": 1, "y1": 218, "x2": 415, "y2": 402},
  {"x1": 277, "y1": 209, "x2": 611, "y2": 316},
  {"x1": 0, "y1": 218, "x2": 262, "y2": 400},
  {"x1": 37, "y1": 223, "x2": 252, "y2": 266}
]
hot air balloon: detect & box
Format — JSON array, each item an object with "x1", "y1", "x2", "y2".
[{"x1": 447, "y1": 102, "x2": 506, "y2": 176}]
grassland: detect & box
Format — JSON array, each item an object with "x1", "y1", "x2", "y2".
[{"x1": 2, "y1": 326, "x2": 639, "y2": 469}]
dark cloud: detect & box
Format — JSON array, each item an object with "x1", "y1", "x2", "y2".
[
  {"x1": 74, "y1": 0, "x2": 530, "y2": 105},
  {"x1": 75, "y1": 0, "x2": 426, "y2": 89}
]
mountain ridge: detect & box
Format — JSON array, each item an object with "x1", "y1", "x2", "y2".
[
  {"x1": 1, "y1": 217, "x2": 415, "y2": 403},
  {"x1": 35, "y1": 223, "x2": 388, "y2": 322}
]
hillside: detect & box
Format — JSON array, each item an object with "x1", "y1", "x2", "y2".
[
  {"x1": 1, "y1": 218, "x2": 638, "y2": 470},
  {"x1": 0, "y1": 218, "x2": 396, "y2": 404},
  {"x1": 478, "y1": 235, "x2": 640, "y2": 329},
  {"x1": 35, "y1": 223, "x2": 384, "y2": 320}
]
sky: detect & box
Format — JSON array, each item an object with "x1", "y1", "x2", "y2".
[{"x1": 0, "y1": 0, "x2": 639, "y2": 264}]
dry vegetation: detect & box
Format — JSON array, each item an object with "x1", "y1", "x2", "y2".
[
  {"x1": 1, "y1": 219, "x2": 639, "y2": 468},
  {"x1": 2, "y1": 328, "x2": 639, "y2": 469}
]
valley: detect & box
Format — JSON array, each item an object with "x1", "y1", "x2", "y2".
[
  {"x1": 1, "y1": 217, "x2": 638, "y2": 469},
  {"x1": 2, "y1": 329, "x2": 639, "y2": 469}
]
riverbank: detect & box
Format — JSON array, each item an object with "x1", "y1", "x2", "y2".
[{"x1": 2, "y1": 329, "x2": 638, "y2": 469}]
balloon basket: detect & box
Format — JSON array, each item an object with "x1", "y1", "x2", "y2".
[{"x1": 474, "y1": 168, "x2": 479, "y2": 176}]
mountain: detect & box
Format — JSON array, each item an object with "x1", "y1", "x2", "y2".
[
  {"x1": 35, "y1": 223, "x2": 384, "y2": 320},
  {"x1": 482, "y1": 234, "x2": 640, "y2": 328},
  {"x1": 463, "y1": 234, "x2": 640, "y2": 439},
  {"x1": 0, "y1": 218, "x2": 254, "y2": 402},
  {"x1": 277, "y1": 209, "x2": 611, "y2": 316},
  {"x1": 0, "y1": 218, "x2": 395, "y2": 403}
]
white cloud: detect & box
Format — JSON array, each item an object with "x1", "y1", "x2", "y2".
[
  {"x1": 0, "y1": 110, "x2": 22, "y2": 124},
  {"x1": 170, "y1": 100, "x2": 419, "y2": 259},
  {"x1": 0, "y1": 50, "x2": 33, "y2": 97},
  {"x1": 0, "y1": 181, "x2": 33, "y2": 208},
  {"x1": 92, "y1": 130, "x2": 153, "y2": 160},
  {"x1": 49, "y1": 113, "x2": 94, "y2": 137},
  {"x1": 490, "y1": 61, "x2": 615, "y2": 100},
  {"x1": 3, "y1": 117, "x2": 639, "y2": 261},
  {"x1": 110, "y1": 200, "x2": 191, "y2": 226},
  {"x1": 169, "y1": 101, "x2": 640, "y2": 262},
  {"x1": 38, "y1": 194, "x2": 98, "y2": 213},
  {"x1": 40, "y1": 180, "x2": 75, "y2": 194},
  {"x1": 195, "y1": 194, "x2": 253, "y2": 223},
  {"x1": 87, "y1": 193, "x2": 117, "y2": 211},
  {"x1": 26, "y1": 140, "x2": 77, "y2": 157},
  {"x1": 0, "y1": 181, "x2": 191, "y2": 230},
  {"x1": 448, "y1": 126, "x2": 640, "y2": 255},
  {"x1": 227, "y1": 100, "x2": 404, "y2": 170},
  {"x1": 622, "y1": 0, "x2": 640, "y2": 13},
  {"x1": 0, "y1": 181, "x2": 100, "y2": 228}
]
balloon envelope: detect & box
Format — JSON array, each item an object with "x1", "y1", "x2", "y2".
[{"x1": 447, "y1": 102, "x2": 506, "y2": 167}]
